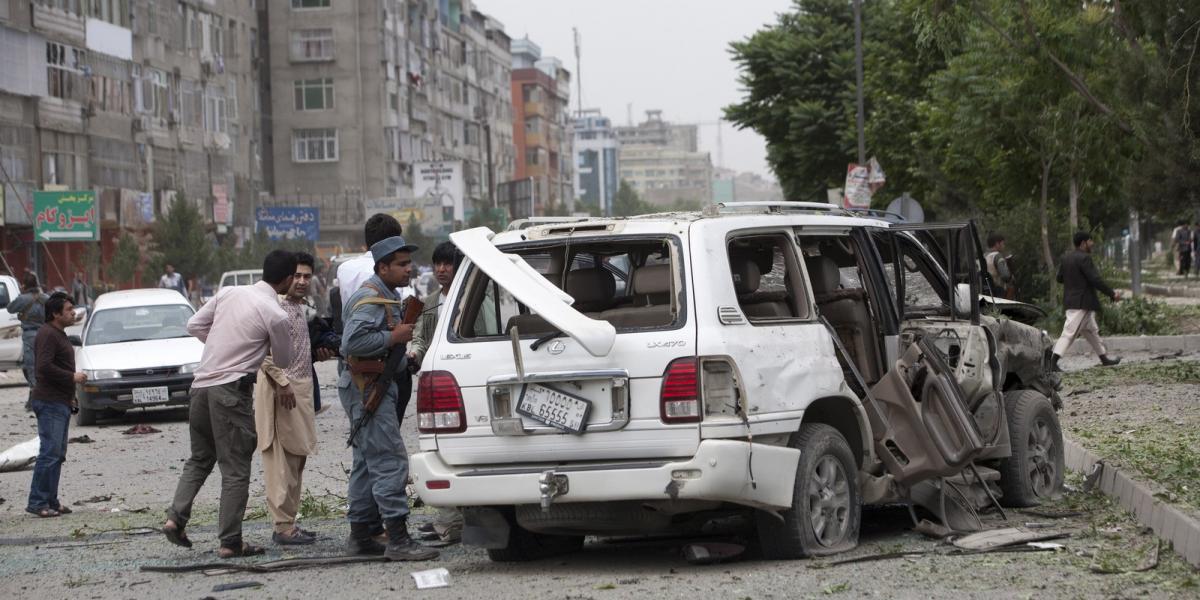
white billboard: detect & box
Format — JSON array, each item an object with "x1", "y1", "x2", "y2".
[{"x1": 412, "y1": 160, "x2": 465, "y2": 223}]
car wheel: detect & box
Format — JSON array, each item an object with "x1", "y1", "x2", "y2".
[
  {"x1": 76, "y1": 405, "x2": 97, "y2": 426},
  {"x1": 757, "y1": 423, "x2": 861, "y2": 559},
  {"x1": 486, "y1": 509, "x2": 584, "y2": 562},
  {"x1": 998, "y1": 390, "x2": 1064, "y2": 507}
]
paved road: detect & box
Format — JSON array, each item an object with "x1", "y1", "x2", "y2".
[{"x1": 0, "y1": 359, "x2": 1194, "y2": 599}]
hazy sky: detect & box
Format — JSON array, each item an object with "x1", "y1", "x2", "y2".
[{"x1": 484, "y1": 0, "x2": 793, "y2": 180}]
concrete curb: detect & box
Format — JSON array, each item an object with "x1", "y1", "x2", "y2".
[
  {"x1": 1064, "y1": 334, "x2": 1200, "y2": 356},
  {"x1": 1143, "y1": 283, "x2": 1200, "y2": 298},
  {"x1": 1063, "y1": 437, "x2": 1200, "y2": 568}
]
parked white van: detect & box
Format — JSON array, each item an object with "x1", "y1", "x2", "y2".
[{"x1": 410, "y1": 202, "x2": 1063, "y2": 561}]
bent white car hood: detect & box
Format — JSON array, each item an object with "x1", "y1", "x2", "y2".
[
  {"x1": 76, "y1": 337, "x2": 204, "y2": 371},
  {"x1": 449, "y1": 227, "x2": 617, "y2": 357}
]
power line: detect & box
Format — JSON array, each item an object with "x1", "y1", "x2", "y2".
[{"x1": 0, "y1": 159, "x2": 69, "y2": 286}]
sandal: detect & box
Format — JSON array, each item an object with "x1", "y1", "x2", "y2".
[
  {"x1": 26, "y1": 507, "x2": 60, "y2": 518},
  {"x1": 53, "y1": 505, "x2": 72, "y2": 515},
  {"x1": 219, "y1": 542, "x2": 267, "y2": 559},
  {"x1": 162, "y1": 522, "x2": 193, "y2": 548}
]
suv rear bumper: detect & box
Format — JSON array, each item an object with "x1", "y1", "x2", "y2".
[{"x1": 410, "y1": 439, "x2": 801, "y2": 510}]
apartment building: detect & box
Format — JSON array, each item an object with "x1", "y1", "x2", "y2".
[
  {"x1": 615, "y1": 110, "x2": 712, "y2": 208},
  {"x1": 572, "y1": 108, "x2": 617, "y2": 215},
  {"x1": 0, "y1": 0, "x2": 262, "y2": 287},
  {"x1": 262, "y1": 0, "x2": 515, "y2": 242},
  {"x1": 510, "y1": 36, "x2": 573, "y2": 215}
]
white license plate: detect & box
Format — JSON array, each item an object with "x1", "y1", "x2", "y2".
[
  {"x1": 132, "y1": 386, "x2": 169, "y2": 405},
  {"x1": 516, "y1": 384, "x2": 591, "y2": 434}
]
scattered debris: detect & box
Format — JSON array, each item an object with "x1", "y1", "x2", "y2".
[
  {"x1": 1082, "y1": 461, "x2": 1104, "y2": 492},
  {"x1": 411, "y1": 567, "x2": 450, "y2": 589},
  {"x1": 0, "y1": 437, "x2": 38, "y2": 472},
  {"x1": 1150, "y1": 350, "x2": 1184, "y2": 361},
  {"x1": 122, "y1": 424, "x2": 160, "y2": 435},
  {"x1": 682, "y1": 542, "x2": 745, "y2": 565},
  {"x1": 212, "y1": 581, "x2": 264, "y2": 592},
  {"x1": 141, "y1": 554, "x2": 389, "y2": 574},
  {"x1": 43, "y1": 539, "x2": 133, "y2": 549},
  {"x1": 951, "y1": 528, "x2": 1068, "y2": 551},
  {"x1": 1022, "y1": 522, "x2": 1054, "y2": 529},
  {"x1": 67, "y1": 435, "x2": 94, "y2": 444},
  {"x1": 1027, "y1": 542, "x2": 1065, "y2": 550},
  {"x1": 1090, "y1": 540, "x2": 1161, "y2": 574},
  {"x1": 73, "y1": 495, "x2": 113, "y2": 505},
  {"x1": 1018, "y1": 508, "x2": 1087, "y2": 519},
  {"x1": 912, "y1": 519, "x2": 954, "y2": 539}
]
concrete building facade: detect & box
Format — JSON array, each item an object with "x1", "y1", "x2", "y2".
[
  {"x1": 0, "y1": 0, "x2": 263, "y2": 288},
  {"x1": 262, "y1": 0, "x2": 515, "y2": 242},
  {"x1": 615, "y1": 110, "x2": 712, "y2": 208},
  {"x1": 572, "y1": 109, "x2": 617, "y2": 215},
  {"x1": 510, "y1": 36, "x2": 572, "y2": 215}
]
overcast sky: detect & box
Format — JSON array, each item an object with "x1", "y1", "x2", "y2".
[{"x1": 484, "y1": 0, "x2": 793, "y2": 180}]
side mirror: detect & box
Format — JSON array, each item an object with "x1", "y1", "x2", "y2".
[
  {"x1": 953, "y1": 283, "x2": 973, "y2": 319},
  {"x1": 68, "y1": 335, "x2": 83, "y2": 347}
]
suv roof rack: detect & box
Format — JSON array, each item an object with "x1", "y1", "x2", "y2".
[
  {"x1": 710, "y1": 201, "x2": 850, "y2": 216},
  {"x1": 505, "y1": 216, "x2": 598, "y2": 231}
]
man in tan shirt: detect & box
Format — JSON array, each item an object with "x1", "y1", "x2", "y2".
[{"x1": 254, "y1": 253, "x2": 335, "y2": 545}]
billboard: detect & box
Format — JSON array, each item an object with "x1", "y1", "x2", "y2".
[
  {"x1": 413, "y1": 161, "x2": 464, "y2": 223},
  {"x1": 34, "y1": 190, "x2": 98, "y2": 242},
  {"x1": 256, "y1": 207, "x2": 320, "y2": 241}
]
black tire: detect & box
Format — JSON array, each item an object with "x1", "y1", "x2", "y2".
[
  {"x1": 998, "y1": 390, "x2": 1064, "y2": 507},
  {"x1": 487, "y1": 510, "x2": 584, "y2": 562},
  {"x1": 76, "y1": 406, "x2": 97, "y2": 426},
  {"x1": 757, "y1": 423, "x2": 861, "y2": 559}
]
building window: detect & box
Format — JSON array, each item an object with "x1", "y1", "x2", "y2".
[
  {"x1": 291, "y1": 0, "x2": 330, "y2": 8},
  {"x1": 47, "y1": 42, "x2": 86, "y2": 101},
  {"x1": 204, "y1": 88, "x2": 226, "y2": 133},
  {"x1": 34, "y1": 0, "x2": 82, "y2": 16},
  {"x1": 290, "y1": 28, "x2": 334, "y2": 61},
  {"x1": 293, "y1": 128, "x2": 338, "y2": 162},
  {"x1": 384, "y1": 127, "x2": 400, "y2": 162},
  {"x1": 293, "y1": 78, "x2": 334, "y2": 111},
  {"x1": 87, "y1": 0, "x2": 129, "y2": 27},
  {"x1": 525, "y1": 149, "x2": 539, "y2": 165}
]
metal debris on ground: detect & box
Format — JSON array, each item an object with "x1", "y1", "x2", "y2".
[
  {"x1": 951, "y1": 527, "x2": 1068, "y2": 551},
  {"x1": 682, "y1": 542, "x2": 746, "y2": 565},
  {"x1": 141, "y1": 554, "x2": 389, "y2": 574},
  {"x1": 1018, "y1": 508, "x2": 1087, "y2": 519},
  {"x1": 73, "y1": 494, "x2": 113, "y2": 505},
  {"x1": 411, "y1": 567, "x2": 451, "y2": 589},
  {"x1": 122, "y1": 424, "x2": 161, "y2": 435},
  {"x1": 0, "y1": 437, "x2": 38, "y2": 472},
  {"x1": 1090, "y1": 540, "x2": 1160, "y2": 574},
  {"x1": 1151, "y1": 350, "x2": 1184, "y2": 361},
  {"x1": 67, "y1": 434, "x2": 94, "y2": 443},
  {"x1": 212, "y1": 581, "x2": 264, "y2": 592},
  {"x1": 1082, "y1": 461, "x2": 1104, "y2": 492}
]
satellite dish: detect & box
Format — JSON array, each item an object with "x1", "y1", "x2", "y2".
[{"x1": 887, "y1": 193, "x2": 924, "y2": 223}]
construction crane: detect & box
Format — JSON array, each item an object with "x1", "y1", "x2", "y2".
[{"x1": 692, "y1": 118, "x2": 726, "y2": 170}]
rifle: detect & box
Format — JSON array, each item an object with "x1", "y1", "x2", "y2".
[{"x1": 346, "y1": 294, "x2": 424, "y2": 447}]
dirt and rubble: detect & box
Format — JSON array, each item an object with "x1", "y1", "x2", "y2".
[{"x1": 0, "y1": 360, "x2": 1196, "y2": 599}]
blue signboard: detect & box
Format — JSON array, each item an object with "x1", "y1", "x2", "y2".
[{"x1": 256, "y1": 207, "x2": 319, "y2": 241}]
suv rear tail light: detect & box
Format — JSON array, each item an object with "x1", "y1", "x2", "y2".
[
  {"x1": 660, "y1": 357, "x2": 701, "y2": 423},
  {"x1": 417, "y1": 370, "x2": 466, "y2": 433}
]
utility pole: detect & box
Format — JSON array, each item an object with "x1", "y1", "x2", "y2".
[
  {"x1": 1130, "y1": 209, "x2": 1142, "y2": 298},
  {"x1": 853, "y1": 0, "x2": 866, "y2": 165},
  {"x1": 573, "y1": 27, "x2": 582, "y2": 116}
]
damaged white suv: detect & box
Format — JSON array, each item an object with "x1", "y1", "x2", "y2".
[{"x1": 410, "y1": 202, "x2": 1064, "y2": 561}]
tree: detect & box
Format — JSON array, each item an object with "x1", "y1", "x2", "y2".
[
  {"x1": 108, "y1": 232, "x2": 140, "y2": 287},
  {"x1": 406, "y1": 214, "x2": 434, "y2": 266},
  {"x1": 149, "y1": 194, "x2": 211, "y2": 284},
  {"x1": 612, "y1": 180, "x2": 652, "y2": 217}
]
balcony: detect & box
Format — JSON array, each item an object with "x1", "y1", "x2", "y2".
[
  {"x1": 523, "y1": 131, "x2": 545, "y2": 148},
  {"x1": 37, "y1": 96, "x2": 84, "y2": 133},
  {"x1": 33, "y1": 4, "x2": 86, "y2": 46},
  {"x1": 523, "y1": 101, "x2": 548, "y2": 119}
]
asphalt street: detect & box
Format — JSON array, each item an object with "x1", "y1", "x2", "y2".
[{"x1": 0, "y1": 357, "x2": 1195, "y2": 599}]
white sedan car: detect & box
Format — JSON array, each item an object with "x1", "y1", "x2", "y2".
[{"x1": 72, "y1": 289, "x2": 202, "y2": 426}]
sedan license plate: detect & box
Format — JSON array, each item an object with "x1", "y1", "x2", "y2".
[
  {"x1": 516, "y1": 384, "x2": 591, "y2": 434},
  {"x1": 132, "y1": 386, "x2": 169, "y2": 405}
]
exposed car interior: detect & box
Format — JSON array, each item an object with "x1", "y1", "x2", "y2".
[
  {"x1": 798, "y1": 236, "x2": 884, "y2": 386},
  {"x1": 454, "y1": 238, "x2": 682, "y2": 340}
]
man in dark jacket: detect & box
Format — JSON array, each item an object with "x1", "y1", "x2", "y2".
[{"x1": 1051, "y1": 232, "x2": 1120, "y2": 370}]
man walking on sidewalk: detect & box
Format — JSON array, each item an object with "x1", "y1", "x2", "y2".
[
  {"x1": 161, "y1": 250, "x2": 296, "y2": 558},
  {"x1": 1051, "y1": 232, "x2": 1121, "y2": 370},
  {"x1": 254, "y1": 252, "x2": 334, "y2": 545}
]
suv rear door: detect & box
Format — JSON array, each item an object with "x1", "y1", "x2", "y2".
[{"x1": 427, "y1": 227, "x2": 701, "y2": 466}]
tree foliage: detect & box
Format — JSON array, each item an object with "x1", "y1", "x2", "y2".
[
  {"x1": 108, "y1": 232, "x2": 140, "y2": 287},
  {"x1": 727, "y1": 0, "x2": 1200, "y2": 301},
  {"x1": 149, "y1": 194, "x2": 211, "y2": 283},
  {"x1": 612, "y1": 180, "x2": 654, "y2": 217}
]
